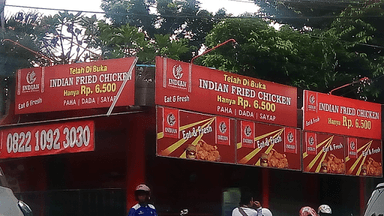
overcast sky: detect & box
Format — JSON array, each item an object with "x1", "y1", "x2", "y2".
[{"x1": 4, "y1": 0, "x2": 259, "y2": 17}]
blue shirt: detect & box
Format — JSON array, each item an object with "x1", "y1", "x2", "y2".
[{"x1": 128, "y1": 203, "x2": 158, "y2": 216}]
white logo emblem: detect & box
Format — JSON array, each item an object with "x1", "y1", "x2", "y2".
[
  {"x1": 350, "y1": 141, "x2": 355, "y2": 150},
  {"x1": 308, "y1": 136, "x2": 315, "y2": 146},
  {"x1": 244, "y1": 125, "x2": 252, "y2": 137},
  {"x1": 173, "y1": 65, "x2": 183, "y2": 80},
  {"x1": 26, "y1": 71, "x2": 37, "y2": 84},
  {"x1": 219, "y1": 121, "x2": 227, "y2": 134},
  {"x1": 167, "y1": 113, "x2": 176, "y2": 126},
  {"x1": 309, "y1": 95, "x2": 315, "y2": 104},
  {"x1": 287, "y1": 132, "x2": 294, "y2": 143}
]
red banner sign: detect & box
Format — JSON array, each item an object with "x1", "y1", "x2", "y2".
[
  {"x1": 345, "y1": 138, "x2": 382, "y2": 177},
  {"x1": 15, "y1": 58, "x2": 136, "y2": 114},
  {"x1": 157, "y1": 106, "x2": 236, "y2": 163},
  {"x1": 303, "y1": 132, "x2": 346, "y2": 175},
  {"x1": 303, "y1": 90, "x2": 381, "y2": 139},
  {"x1": 0, "y1": 120, "x2": 95, "y2": 159},
  {"x1": 237, "y1": 122, "x2": 301, "y2": 171},
  {"x1": 156, "y1": 57, "x2": 298, "y2": 127}
]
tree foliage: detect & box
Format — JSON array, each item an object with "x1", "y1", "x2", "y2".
[
  {"x1": 202, "y1": 17, "x2": 379, "y2": 100},
  {"x1": 253, "y1": 0, "x2": 365, "y2": 29},
  {"x1": 35, "y1": 11, "x2": 100, "y2": 64},
  {"x1": 97, "y1": 21, "x2": 189, "y2": 63},
  {"x1": 101, "y1": 0, "x2": 225, "y2": 61}
]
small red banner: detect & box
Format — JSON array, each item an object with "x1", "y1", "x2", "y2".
[
  {"x1": 284, "y1": 127, "x2": 297, "y2": 154},
  {"x1": 347, "y1": 137, "x2": 358, "y2": 159},
  {"x1": 303, "y1": 132, "x2": 346, "y2": 175},
  {"x1": 215, "y1": 116, "x2": 231, "y2": 146},
  {"x1": 241, "y1": 121, "x2": 255, "y2": 148},
  {"x1": 0, "y1": 120, "x2": 95, "y2": 159},
  {"x1": 157, "y1": 106, "x2": 236, "y2": 163},
  {"x1": 237, "y1": 122, "x2": 301, "y2": 171},
  {"x1": 156, "y1": 57, "x2": 298, "y2": 127},
  {"x1": 163, "y1": 107, "x2": 180, "y2": 139},
  {"x1": 305, "y1": 132, "x2": 318, "y2": 155},
  {"x1": 345, "y1": 138, "x2": 382, "y2": 177},
  {"x1": 15, "y1": 58, "x2": 136, "y2": 114},
  {"x1": 303, "y1": 90, "x2": 381, "y2": 139}
]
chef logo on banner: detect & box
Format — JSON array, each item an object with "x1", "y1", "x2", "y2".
[
  {"x1": 306, "y1": 132, "x2": 317, "y2": 155},
  {"x1": 284, "y1": 128, "x2": 297, "y2": 154},
  {"x1": 163, "y1": 108, "x2": 179, "y2": 139},
  {"x1": 306, "y1": 92, "x2": 317, "y2": 112},
  {"x1": 215, "y1": 116, "x2": 230, "y2": 145},
  {"x1": 241, "y1": 121, "x2": 255, "y2": 148},
  {"x1": 18, "y1": 68, "x2": 43, "y2": 95},
  {"x1": 348, "y1": 138, "x2": 358, "y2": 159},
  {"x1": 164, "y1": 60, "x2": 190, "y2": 91}
]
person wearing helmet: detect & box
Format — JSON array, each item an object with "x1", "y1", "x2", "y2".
[
  {"x1": 232, "y1": 191, "x2": 263, "y2": 216},
  {"x1": 127, "y1": 184, "x2": 157, "y2": 216},
  {"x1": 299, "y1": 206, "x2": 318, "y2": 216},
  {"x1": 318, "y1": 204, "x2": 332, "y2": 216},
  {"x1": 261, "y1": 208, "x2": 273, "y2": 216}
]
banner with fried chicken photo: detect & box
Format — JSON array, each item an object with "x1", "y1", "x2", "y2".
[
  {"x1": 345, "y1": 138, "x2": 382, "y2": 177},
  {"x1": 303, "y1": 132, "x2": 346, "y2": 175},
  {"x1": 236, "y1": 122, "x2": 301, "y2": 171},
  {"x1": 156, "y1": 106, "x2": 236, "y2": 163}
]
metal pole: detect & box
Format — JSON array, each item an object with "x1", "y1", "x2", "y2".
[{"x1": 0, "y1": 0, "x2": 5, "y2": 30}]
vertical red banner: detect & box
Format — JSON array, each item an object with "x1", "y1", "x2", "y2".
[
  {"x1": 215, "y1": 116, "x2": 230, "y2": 146},
  {"x1": 284, "y1": 127, "x2": 297, "y2": 154},
  {"x1": 347, "y1": 137, "x2": 358, "y2": 159},
  {"x1": 241, "y1": 121, "x2": 255, "y2": 148},
  {"x1": 305, "y1": 132, "x2": 317, "y2": 155},
  {"x1": 163, "y1": 107, "x2": 179, "y2": 139}
]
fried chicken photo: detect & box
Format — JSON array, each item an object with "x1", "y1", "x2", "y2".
[
  {"x1": 365, "y1": 158, "x2": 382, "y2": 176},
  {"x1": 195, "y1": 140, "x2": 221, "y2": 162}
]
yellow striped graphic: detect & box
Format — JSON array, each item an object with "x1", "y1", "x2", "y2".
[
  {"x1": 303, "y1": 136, "x2": 333, "y2": 159},
  {"x1": 157, "y1": 132, "x2": 164, "y2": 139},
  {"x1": 254, "y1": 129, "x2": 285, "y2": 166},
  {"x1": 347, "y1": 141, "x2": 372, "y2": 174},
  {"x1": 357, "y1": 156, "x2": 368, "y2": 176},
  {"x1": 179, "y1": 118, "x2": 216, "y2": 158},
  {"x1": 238, "y1": 128, "x2": 284, "y2": 164},
  {"x1": 157, "y1": 118, "x2": 213, "y2": 140},
  {"x1": 305, "y1": 136, "x2": 333, "y2": 171},
  {"x1": 315, "y1": 150, "x2": 329, "y2": 173},
  {"x1": 160, "y1": 117, "x2": 215, "y2": 156}
]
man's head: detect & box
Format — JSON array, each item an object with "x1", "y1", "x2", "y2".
[
  {"x1": 239, "y1": 191, "x2": 261, "y2": 209},
  {"x1": 135, "y1": 184, "x2": 151, "y2": 204}
]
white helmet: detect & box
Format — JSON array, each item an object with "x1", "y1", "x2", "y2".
[
  {"x1": 135, "y1": 184, "x2": 150, "y2": 192},
  {"x1": 318, "y1": 204, "x2": 332, "y2": 215},
  {"x1": 262, "y1": 208, "x2": 273, "y2": 216}
]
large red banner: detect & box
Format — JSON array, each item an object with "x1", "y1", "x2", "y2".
[
  {"x1": 303, "y1": 90, "x2": 381, "y2": 139},
  {"x1": 0, "y1": 120, "x2": 95, "y2": 158},
  {"x1": 156, "y1": 106, "x2": 236, "y2": 163},
  {"x1": 237, "y1": 122, "x2": 301, "y2": 171},
  {"x1": 345, "y1": 138, "x2": 382, "y2": 177},
  {"x1": 15, "y1": 58, "x2": 136, "y2": 114},
  {"x1": 155, "y1": 57, "x2": 298, "y2": 127},
  {"x1": 303, "y1": 132, "x2": 346, "y2": 175}
]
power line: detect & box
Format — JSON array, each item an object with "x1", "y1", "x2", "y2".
[{"x1": 5, "y1": 4, "x2": 104, "y2": 14}]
